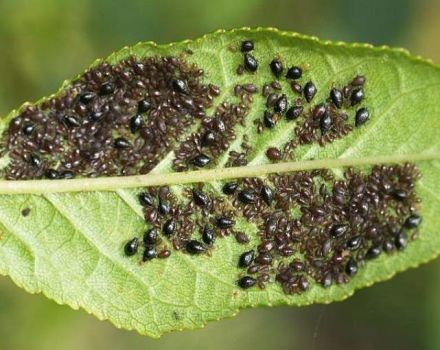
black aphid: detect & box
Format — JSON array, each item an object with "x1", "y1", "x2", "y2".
[
  {"x1": 346, "y1": 235, "x2": 362, "y2": 250},
  {"x1": 100, "y1": 82, "x2": 115, "y2": 95},
  {"x1": 22, "y1": 124, "x2": 34, "y2": 136},
  {"x1": 143, "y1": 246, "x2": 157, "y2": 261},
  {"x1": 202, "y1": 226, "x2": 215, "y2": 245},
  {"x1": 286, "y1": 105, "x2": 303, "y2": 120},
  {"x1": 286, "y1": 66, "x2": 302, "y2": 80},
  {"x1": 158, "y1": 198, "x2": 171, "y2": 215},
  {"x1": 241, "y1": 40, "x2": 254, "y2": 52},
  {"x1": 391, "y1": 189, "x2": 407, "y2": 201},
  {"x1": 244, "y1": 53, "x2": 258, "y2": 72},
  {"x1": 223, "y1": 182, "x2": 239, "y2": 195},
  {"x1": 304, "y1": 81, "x2": 317, "y2": 102},
  {"x1": 395, "y1": 231, "x2": 408, "y2": 250},
  {"x1": 270, "y1": 58, "x2": 284, "y2": 78},
  {"x1": 238, "y1": 189, "x2": 257, "y2": 204},
  {"x1": 352, "y1": 75, "x2": 366, "y2": 86},
  {"x1": 330, "y1": 88, "x2": 343, "y2": 108},
  {"x1": 139, "y1": 192, "x2": 154, "y2": 207},
  {"x1": 186, "y1": 240, "x2": 205, "y2": 254},
  {"x1": 64, "y1": 115, "x2": 81, "y2": 128},
  {"x1": 201, "y1": 130, "x2": 215, "y2": 147},
  {"x1": 60, "y1": 171, "x2": 75, "y2": 179},
  {"x1": 124, "y1": 238, "x2": 139, "y2": 256},
  {"x1": 114, "y1": 137, "x2": 131, "y2": 149},
  {"x1": 216, "y1": 216, "x2": 235, "y2": 229},
  {"x1": 30, "y1": 154, "x2": 41, "y2": 168},
  {"x1": 163, "y1": 218, "x2": 176, "y2": 236},
  {"x1": 192, "y1": 154, "x2": 211, "y2": 167},
  {"x1": 350, "y1": 88, "x2": 364, "y2": 106},
  {"x1": 355, "y1": 108, "x2": 369, "y2": 127},
  {"x1": 143, "y1": 228, "x2": 157, "y2": 246},
  {"x1": 329, "y1": 224, "x2": 348, "y2": 238},
  {"x1": 404, "y1": 214, "x2": 422, "y2": 229},
  {"x1": 237, "y1": 276, "x2": 257, "y2": 289},
  {"x1": 366, "y1": 245, "x2": 382, "y2": 259},
  {"x1": 319, "y1": 111, "x2": 332, "y2": 134},
  {"x1": 239, "y1": 250, "x2": 255, "y2": 268},
  {"x1": 263, "y1": 111, "x2": 276, "y2": 128},
  {"x1": 138, "y1": 99, "x2": 151, "y2": 113},
  {"x1": 89, "y1": 111, "x2": 104, "y2": 122},
  {"x1": 79, "y1": 92, "x2": 95, "y2": 104},
  {"x1": 260, "y1": 186, "x2": 273, "y2": 205},
  {"x1": 345, "y1": 258, "x2": 358, "y2": 277},
  {"x1": 171, "y1": 78, "x2": 190, "y2": 94},
  {"x1": 193, "y1": 189, "x2": 209, "y2": 207},
  {"x1": 274, "y1": 94, "x2": 288, "y2": 114},
  {"x1": 129, "y1": 114, "x2": 142, "y2": 133},
  {"x1": 45, "y1": 169, "x2": 59, "y2": 179}
]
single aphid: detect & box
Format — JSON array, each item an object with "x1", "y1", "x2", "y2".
[
  {"x1": 355, "y1": 108, "x2": 369, "y2": 127},
  {"x1": 193, "y1": 189, "x2": 209, "y2": 207},
  {"x1": 303, "y1": 81, "x2": 317, "y2": 102},
  {"x1": 274, "y1": 94, "x2": 288, "y2": 114},
  {"x1": 139, "y1": 192, "x2": 154, "y2": 207},
  {"x1": 79, "y1": 92, "x2": 95, "y2": 104},
  {"x1": 395, "y1": 231, "x2": 408, "y2": 250},
  {"x1": 142, "y1": 246, "x2": 157, "y2": 261},
  {"x1": 350, "y1": 88, "x2": 364, "y2": 106},
  {"x1": 29, "y1": 154, "x2": 41, "y2": 168},
  {"x1": 240, "y1": 40, "x2": 254, "y2": 52},
  {"x1": 345, "y1": 258, "x2": 358, "y2": 277},
  {"x1": 60, "y1": 171, "x2": 75, "y2": 179},
  {"x1": 269, "y1": 58, "x2": 284, "y2": 78},
  {"x1": 171, "y1": 78, "x2": 190, "y2": 94},
  {"x1": 192, "y1": 154, "x2": 211, "y2": 167},
  {"x1": 263, "y1": 111, "x2": 276, "y2": 128},
  {"x1": 64, "y1": 115, "x2": 81, "y2": 128},
  {"x1": 89, "y1": 111, "x2": 104, "y2": 122},
  {"x1": 138, "y1": 99, "x2": 152, "y2": 113},
  {"x1": 186, "y1": 240, "x2": 206, "y2": 254},
  {"x1": 202, "y1": 226, "x2": 215, "y2": 245},
  {"x1": 100, "y1": 82, "x2": 115, "y2": 95},
  {"x1": 45, "y1": 169, "x2": 60, "y2": 179},
  {"x1": 124, "y1": 238, "x2": 139, "y2": 256},
  {"x1": 330, "y1": 88, "x2": 343, "y2": 108},
  {"x1": 260, "y1": 186, "x2": 273, "y2": 205},
  {"x1": 238, "y1": 189, "x2": 257, "y2": 204},
  {"x1": 216, "y1": 216, "x2": 235, "y2": 229},
  {"x1": 286, "y1": 66, "x2": 302, "y2": 80},
  {"x1": 201, "y1": 130, "x2": 215, "y2": 147},
  {"x1": 238, "y1": 250, "x2": 255, "y2": 268},
  {"x1": 237, "y1": 276, "x2": 257, "y2": 289},
  {"x1": 266, "y1": 147, "x2": 282, "y2": 161},
  {"x1": 319, "y1": 111, "x2": 333, "y2": 134},
  {"x1": 404, "y1": 214, "x2": 422, "y2": 229},
  {"x1": 286, "y1": 105, "x2": 303, "y2": 120},
  {"x1": 223, "y1": 182, "x2": 239, "y2": 195},
  {"x1": 243, "y1": 53, "x2": 258, "y2": 72},
  {"x1": 158, "y1": 249, "x2": 171, "y2": 259},
  {"x1": 114, "y1": 137, "x2": 131, "y2": 149},
  {"x1": 391, "y1": 189, "x2": 407, "y2": 201},
  {"x1": 143, "y1": 228, "x2": 158, "y2": 246},
  {"x1": 329, "y1": 224, "x2": 348, "y2": 238},
  {"x1": 129, "y1": 114, "x2": 142, "y2": 133},
  {"x1": 22, "y1": 124, "x2": 34, "y2": 136},
  {"x1": 366, "y1": 245, "x2": 382, "y2": 259},
  {"x1": 235, "y1": 232, "x2": 249, "y2": 244},
  {"x1": 162, "y1": 218, "x2": 176, "y2": 236},
  {"x1": 158, "y1": 197, "x2": 171, "y2": 215},
  {"x1": 351, "y1": 75, "x2": 366, "y2": 86}
]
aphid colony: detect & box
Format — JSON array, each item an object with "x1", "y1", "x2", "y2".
[
  {"x1": 125, "y1": 162, "x2": 422, "y2": 294},
  {"x1": 1, "y1": 56, "x2": 219, "y2": 179}
]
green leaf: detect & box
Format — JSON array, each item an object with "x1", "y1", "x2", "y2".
[{"x1": 0, "y1": 28, "x2": 439, "y2": 338}]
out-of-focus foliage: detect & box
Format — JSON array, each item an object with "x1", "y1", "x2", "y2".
[{"x1": 0, "y1": 0, "x2": 438, "y2": 349}]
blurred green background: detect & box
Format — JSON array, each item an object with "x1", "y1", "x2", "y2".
[{"x1": 0, "y1": 0, "x2": 439, "y2": 349}]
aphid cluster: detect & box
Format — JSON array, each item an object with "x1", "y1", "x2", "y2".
[{"x1": 2, "y1": 56, "x2": 218, "y2": 179}]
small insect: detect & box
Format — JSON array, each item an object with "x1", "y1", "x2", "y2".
[
  {"x1": 124, "y1": 238, "x2": 139, "y2": 256},
  {"x1": 100, "y1": 82, "x2": 115, "y2": 95},
  {"x1": 366, "y1": 245, "x2": 382, "y2": 259},
  {"x1": 64, "y1": 115, "x2": 81, "y2": 128},
  {"x1": 89, "y1": 111, "x2": 104, "y2": 122},
  {"x1": 345, "y1": 258, "x2": 358, "y2": 277},
  {"x1": 395, "y1": 231, "x2": 408, "y2": 250},
  {"x1": 391, "y1": 189, "x2": 407, "y2": 201},
  {"x1": 303, "y1": 81, "x2": 317, "y2": 102},
  {"x1": 263, "y1": 111, "x2": 276, "y2": 128},
  {"x1": 193, "y1": 189, "x2": 209, "y2": 207},
  {"x1": 139, "y1": 192, "x2": 154, "y2": 207},
  {"x1": 355, "y1": 108, "x2": 369, "y2": 127},
  {"x1": 143, "y1": 228, "x2": 158, "y2": 246},
  {"x1": 330, "y1": 88, "x2": 343, "y2": 108},
  {"x1": 346, "y1": 235, "x2": 362, "y2": 250},
  {"x1": 241, "y1": 40, "x2": 254, "y2": 52},
  {"x1": 274, "y1": 94, "x2": 288, "y2": 114},
  {"x1": 350, "y1": 88, "x2": 364, "y2": 106},
  {"x1": 158, "y1": 249, "x2": 171, "y2": 259},
  {"x1": 129, "y1": 114, "x2": 142, "y2": 133},
  {"x1": 216, "y1": 216, "x2": 235, "y2": 229},
  {"x1": 319, "y1": 111, "x2": 332, "y2": 134},
  {"x1": 238, "y1": 189, "x2": 257, "y2": 204},
  {"x1": 192, "y1": 154, "x2": 211, "y2": 167},
  {"x1": 404, "y1": 214, "x2": 421, "y2": 229},
  {"x1": 138, "y1": 99, "x2": 152, "y2": 113},
  {"x1": 237, "y1": 276, "x2": 257, "y2": 289},
  {"x1": 243, "y1": 53, "x2": 258, "y2": 72},
  {"x1": 223, "y1": 182, "x2": 239, "y2": 195},
  {"x1": 269, "y1": 58, "x2": 284, "y2": 78},
  {"x1": 329, "y1": 224, "x2": 348, "y2": 238},
  {"x1": 163, "y1": 218, "x2": 176, "y2": 236},
  {"x1": 266, "y1": 147, "x2": 282, "y2": 161},
  {"x1": 235, "y1": 231, "x2": 250, "y2": 244},
  {"x1": 202, "y1": 226, "x2": 215, "y2": 245},
  {"x1": 114, "y1": 137, "x2": 131, "y2": 149},
  {"x1": 171, "y1": 78, "x2": 190, "y2": 94},
  {"x1": 21, "y1": 208, "x2": 31, "y2": 217},
  {"x1": 45, "y1": 169, "x2": 60, "y2": 179},
  {"x1": 186, "y1": 240, "x2": 205, "y2": 254},
  {"x1": 79, "y1": 92, "x2": 95, "y2": 104},
  {"x1": 143, "y1": 246, "x2": 157, "y2": 261},
  {"x1": 260, "y1": 186, "x2": 273, "y2": 205},
  {"x1": 22, "y1": 124, "x2": 34, "y2": 136},
  {"x1": 286, "y1": 105, "x2": 303, "y2": 120},
  {"x1": 201, "y1": 130, "x2": 215, "y2": 147},
  {"x1": 29, "y1": 154, "x2": 41, "y2": 168},
  {"x1": 286, "y1": 66, "x2": 302, "y2": 80},
  {"x1": 158, "y1": 197, "x2": 171, "y2": 215},
  {"x1": 238, "y1": 250, "x2": 255, "y2": 268}
]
